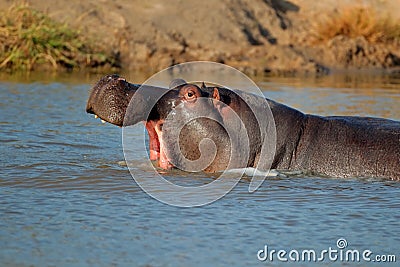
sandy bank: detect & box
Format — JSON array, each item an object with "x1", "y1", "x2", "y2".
[{"x1": 1, "y1": 0, "x2": 399, "y2": 75}]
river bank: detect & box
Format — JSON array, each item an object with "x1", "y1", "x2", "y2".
[{"x1": 1, "y1": 0, "x2": 399, "y2": 75}]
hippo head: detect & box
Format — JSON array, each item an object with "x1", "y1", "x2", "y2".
[
  {"x1": 86, "y1": 74, "x2": 139, "y2": 126},
  {"x1": 86, "y1": 76, "x2": 252, "y2": 172}
]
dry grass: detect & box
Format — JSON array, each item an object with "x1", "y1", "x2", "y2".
[
  {"x1": 312, "y1": 5, "x2": 400, "y2": 44},
  {"x1": 0, "y1": 3, "x2": 119, "y2": 72}
]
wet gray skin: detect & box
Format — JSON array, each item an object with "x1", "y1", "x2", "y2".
[
  {"x1": 86, "y1": 74, "x2": 178, "y2": 126},
  {"x1": 86, "y1": 75, "x2": 400, "y2": 180}
]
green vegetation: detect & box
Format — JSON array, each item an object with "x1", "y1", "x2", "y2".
[
  {"x1": 313, "y1": 5, "x2": 400, "y2": 44},
  {"x1": 0, "y1": 3, "x2": 119, "y2": 72}
]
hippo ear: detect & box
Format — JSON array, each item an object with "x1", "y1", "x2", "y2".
[
  {"x1": 201, "y1": 82, "x2": 207, "y2": 89},
  {"x1": 212, "y1": 88, "x2": 224, "y2": 112},
  {"x1": 169, "y1": 79, "x2": 187, "y2": 89},
  {"x1": 212, "y1": 88, "x2": 220, "y2": 101}
]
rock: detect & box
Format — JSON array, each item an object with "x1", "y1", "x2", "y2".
[{"x1": 326, "y1": 35, "x2": 400, "y2": 69}]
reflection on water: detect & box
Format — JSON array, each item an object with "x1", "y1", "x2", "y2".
[
  {"x1": 263, "y1": 85, "x2": 399, "y2": 119},
  {"x1": 256, "y1": 71, "x2": 400, "y2": 89},
  {"x1": 257, "y1": 73, "x2": 400, "y2": 120},
  {"x1": 0, "y1": 72, "x2": 399, "y2": 266}
]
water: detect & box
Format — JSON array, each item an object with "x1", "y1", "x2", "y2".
[{"x1": 1, "y1": 72, "x2": 399, "y2": 266}]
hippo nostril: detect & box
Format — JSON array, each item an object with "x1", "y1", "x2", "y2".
[{"x1": 108, "y1": 74, "x2": 120, "y2": 81}]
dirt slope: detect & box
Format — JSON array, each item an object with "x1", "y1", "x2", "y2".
[{"x1": 1, "y1": 0, "x2": 399, "y2": 75}]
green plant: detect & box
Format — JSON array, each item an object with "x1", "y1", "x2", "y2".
[{"x1": 0, "y1": 3, "x2": 117, "y2": 71}]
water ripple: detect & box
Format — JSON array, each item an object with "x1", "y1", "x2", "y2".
[{"x1": 0, "y1": 76, "x2": 399, "y2": 267}]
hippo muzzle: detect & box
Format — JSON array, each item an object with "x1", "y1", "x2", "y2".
[{"x1": 86, "y1": 74, "x2": 139, "y2": 126}]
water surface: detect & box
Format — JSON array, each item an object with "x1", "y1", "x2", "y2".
[{"x1": 1, "y1": 72, "x2": 399, "y2": 266}]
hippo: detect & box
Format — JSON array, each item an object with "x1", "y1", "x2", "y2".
[{"x1": 86, "y1": 75, "x2": 400, "y2": 180}]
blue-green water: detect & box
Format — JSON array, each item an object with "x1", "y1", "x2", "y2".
[{"x1": 0, "y1": 73, "x2": 399, "y2": 266}]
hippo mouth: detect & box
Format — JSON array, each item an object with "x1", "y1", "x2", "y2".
[{"x1": 86, "y1": 74, "x2": 179, "y2": 169}]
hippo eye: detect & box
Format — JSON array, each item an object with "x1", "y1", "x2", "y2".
[{"x1": 186, "y1": 90, "x2": 196, "y2": 100}]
